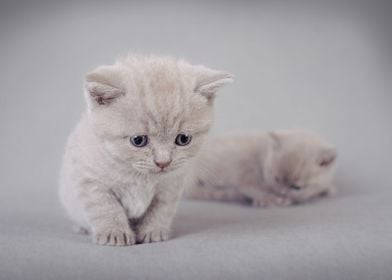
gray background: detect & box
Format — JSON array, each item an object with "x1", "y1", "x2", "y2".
[{"x1": 0, "y1": 1, "x2": 391, "y2": 279}]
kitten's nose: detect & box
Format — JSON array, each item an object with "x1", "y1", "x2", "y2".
[{"x1": 154, "y1": 160, "x2": 172, "y2": 169}]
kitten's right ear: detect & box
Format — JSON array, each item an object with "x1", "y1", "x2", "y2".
[
  {"x1": 318, "y1": 146, "x2": 337, "y2": 167},
  {"x1": 193, "y1": 65, "x2": 233, "y2": 101},
  {"x1": 84, "y1": 65, "x2": 125, "y2": 107}
]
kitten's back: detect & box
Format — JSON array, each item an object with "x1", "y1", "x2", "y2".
[{"x1": 185, "y1": 132, "x2": 273, "y2": 201}]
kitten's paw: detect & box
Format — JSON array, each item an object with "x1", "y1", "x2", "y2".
[
  {"x1": 136, "y1": 227, "x2": 170, "y2": 244},
  {"x1": 277, "y1": 196, "x2": 294, "y2": 207},
  {"x1": 251, "y1": 197, "x2": 272, "y2": 208},
  {"x1": 252, "y1": 195, "x2": 293, "y2": 208},
  {"x1": 93, "y1": 228, "x2": 136, "y2": 246}
]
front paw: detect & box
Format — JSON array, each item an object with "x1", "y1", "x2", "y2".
[
  {"x1": 252, "y1": 194, "x2": 293, "y2": 208},
  {"x1": 136, "y1": 227, "x2": 170, "y2": 244},
  {"x1": 93, "y1": 227, "x2": 136, "y2": 246}
]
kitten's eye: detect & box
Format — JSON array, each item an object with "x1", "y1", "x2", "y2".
[
  {"x1": 130, "y1": 135, "x2": 148, "y2": 147},
  {"x1": 175, "y1": 133, "x2": 192, "y2": 146},
  {"x1": 290, "y1": 185, "x2": 302, "y2": 191}
]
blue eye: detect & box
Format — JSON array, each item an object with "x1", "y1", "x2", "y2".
[
  {"x1": 175, "y1": 134, "x2": 192, "y2": 146},
  {"x1": 130, "y1": 135, "x2": 148, "y2": 147}
]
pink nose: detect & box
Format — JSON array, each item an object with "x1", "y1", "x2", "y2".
[{"x1": 154, "y1": 160, "x2": 172, "y2": 169}]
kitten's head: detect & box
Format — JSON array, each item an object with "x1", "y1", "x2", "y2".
[
  {"x1": 265, "y1": 130, "x2": 337, "y2": 202},
  {"x1": 84, "y1": 55, "x2": 232, "y2": 175}
]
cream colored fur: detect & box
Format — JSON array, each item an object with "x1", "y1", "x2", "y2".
[
  {"x1": 59, "y1": 55, "x2": 232, "y2": 246},
  {"x1": 186, "y1": 130, "x2": 337, "y2": 207}
]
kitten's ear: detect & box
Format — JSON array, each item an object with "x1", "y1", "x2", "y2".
[
  {"x1": 318, "y1": 147, "x2": 337, "y2": 167},
  {"x1": 193, "y1": 65, "x2": 233, "y2": 101},
  {"x1": 84, "y1": 65, "x2": 125, "y2": 107}
]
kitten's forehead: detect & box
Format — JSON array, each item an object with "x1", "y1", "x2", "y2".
[
  {"x1": 100, "y1": 55, "x2": 221, "y2": 136},
  {"x1": 139, "y1": 99, "x2": 209, "y2": 136},
  {"x1": 278, "y1": 146, "x2": 318, "y2": 182},
  {"x1": 139, "y1": 100, "x2": 184, "y2": 136},
  {"x1": 125, "y1": 70, "x2": 208, "y2": 136}
]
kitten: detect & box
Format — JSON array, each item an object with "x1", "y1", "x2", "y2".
[
  {"x1": 186, "y1": 130, "x2": 337, "y2": 207},
  {"x1": 59, "y1": 55, "x2": 233, "y2": 246}
]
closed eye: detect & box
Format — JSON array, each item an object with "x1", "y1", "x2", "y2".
[{"x1": 289, "y1": 185, "x2": 302, "y2": 190}]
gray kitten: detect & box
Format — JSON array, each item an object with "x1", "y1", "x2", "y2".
[
  {"x1": 59, "y1": 55, "x2": 233, "y2": 246},
  {"x1": 186, "y1": 130, "x2": 337, "y2": 207}
]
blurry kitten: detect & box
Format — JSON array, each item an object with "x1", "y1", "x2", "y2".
[
  {"x1": 59, "y1": 55, "x2": 233, "y2": 246},
  {"x1": 186, "y1": 130, "x2": 337, "y2": 207}
]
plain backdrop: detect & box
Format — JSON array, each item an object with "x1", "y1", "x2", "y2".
[
  {"x1": 1, "y1": 0, "x2": 392, "y2": 247},
  {"x1": 1, "y1": 0, "x2": 391, "y2": 207},
  {"x1": 0, "y1": 1, "x2": 392, "y2": 279}
]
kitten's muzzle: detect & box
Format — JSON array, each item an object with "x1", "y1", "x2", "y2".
[{"x1": 154, "y1": 160, "x2": 172, "y2": 170}]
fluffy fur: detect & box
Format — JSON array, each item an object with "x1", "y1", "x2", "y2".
[
  {"x1": 186, "y1": 130, "x2": 337, "y2": 207},
  {"x1": 59, "y1": 55, "x2": 233, "y2": 246}
]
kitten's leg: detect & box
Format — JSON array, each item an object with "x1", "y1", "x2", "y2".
[
  {"x1": 136, "y1": 186, "x2": 182, "y2": 244},
  {"x1": 186, "y1": 183, "x2": 247, "y2": 203},
  {"x1": 240, "y1": 186, "x2": 293, "y2": 208},
  {"x1": 79, "y1": 185, "x2": 136, "y2": 246},
  {"x1": 251, "y1": 193, "x2": 293, "y2": 208}
]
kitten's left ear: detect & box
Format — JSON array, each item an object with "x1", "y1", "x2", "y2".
[
  {"x1": 193, "y1": 65, "x2": 233, "y2": 101},
  {"x1": 84, "y1": 65, "x2": 125, "y2": 107},
  {"x1": 318, "y1": 147, "x2": 337, "y2": 167}
]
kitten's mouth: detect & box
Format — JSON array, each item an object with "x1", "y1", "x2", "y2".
[
  {"x1": 148, "y1": 163, "x2": 184, "y2": 175},
  {"x1": 152, "y1": 167, "x2": 171, "y2": 174},
  {"x1": 154, "y1": 165, "x2": 183, "y2": 175}
]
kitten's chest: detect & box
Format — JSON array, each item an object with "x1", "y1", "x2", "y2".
[{"x1": 113, "y1": 180, "x2": 156, "y2": 219}]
